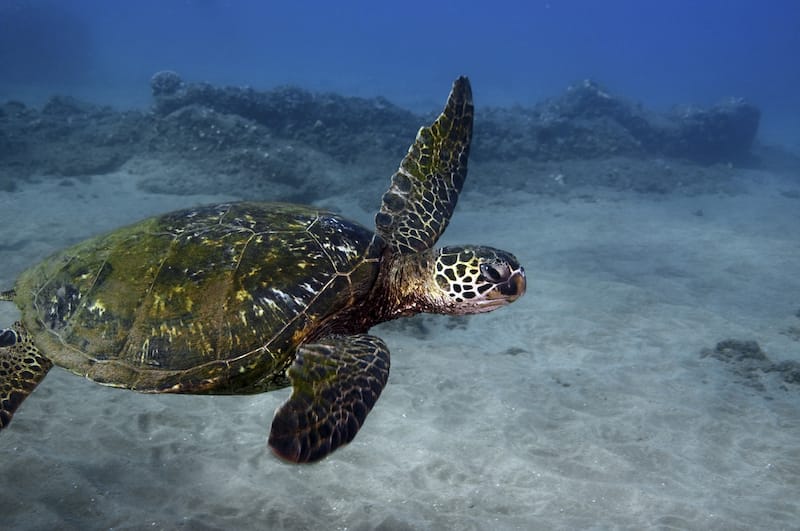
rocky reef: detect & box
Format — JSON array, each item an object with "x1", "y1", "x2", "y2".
[
  {"x1": 150, "y1": 73, "x2": 761, "y2": 165},
  {"x1": 475, "y1": 80, "x2": 760, "y2": 164},
  {"x1": 0, "y1": 71, "x2": 772, "y2": 198},
  {"x1": 701, "y1": 339, "x2": 800, "y2": 393}
]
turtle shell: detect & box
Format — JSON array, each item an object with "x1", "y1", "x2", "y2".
[{"x1": 13, "y1": 202, "x2": 383, "y2": 393}]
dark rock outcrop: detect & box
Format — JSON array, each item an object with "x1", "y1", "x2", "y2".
[
  {"x1": 150, "y1": 71, "x2": 420, "y2": 164},
  {"x1": 473, "y1": 80, "x2": 760, "y2": 164},
  {"x1": 702, "y1": 339, "x2": 800, "y2": 392},
  {"x1": 663, "y1": 99, "x2": 760, "y2": 163},
  {"x1": 0, "y1": 72, "x2": 766, "y2": 197}
]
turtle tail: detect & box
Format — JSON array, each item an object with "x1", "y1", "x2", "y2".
[{"x1": 0, "y1": 321, "x2": 52, "y2": 430}]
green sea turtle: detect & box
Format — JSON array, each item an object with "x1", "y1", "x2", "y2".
[{"x1": 0, "y1": 77, "x2": 525, "y2": 463}]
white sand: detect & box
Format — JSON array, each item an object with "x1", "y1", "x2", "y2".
[{"x1": 1, "y1": 165, "x2": 798, "y2": 530}]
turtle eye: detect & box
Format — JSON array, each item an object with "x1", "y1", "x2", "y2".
[{"x1": 479, "y1": 262, "x2": 510, "y2": 283}]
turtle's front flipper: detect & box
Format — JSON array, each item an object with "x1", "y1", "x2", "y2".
[
  {"x1": 376, "y1": 76, "x2": 474, "y2": 254},
  {"x1": 269, "y1": 334, "x2": 390, "y2": 463},
  {"x1": 0, "y1": 321, "x2": 53, "y2": 430}
]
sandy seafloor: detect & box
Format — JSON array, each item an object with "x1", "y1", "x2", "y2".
[{"x1": 0, "y1": 161, "x2": 799, "y2": 531}]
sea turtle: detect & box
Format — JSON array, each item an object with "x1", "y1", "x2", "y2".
[{"x1": 0, "y1": 77, "x2": 526, "y2": 463}]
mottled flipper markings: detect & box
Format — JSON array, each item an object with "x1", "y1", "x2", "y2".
[
  {"x1": 376, "y1": 76, "x2": 474, "y2": 254},
  {"x1": 268, "y1": 334, "x2": 390, "y2": 463},
  {"x1": 0, "y1": 321, "x2": 53, "y2": 430}
]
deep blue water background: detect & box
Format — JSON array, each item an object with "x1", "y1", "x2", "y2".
[{"x1": 1, "y1": 0, "x2": 798, "y2": 144}]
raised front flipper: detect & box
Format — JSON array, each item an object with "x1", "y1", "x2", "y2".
[
  {"x1": 375, "y1": 76, "x2": 474, "y2": 254},
  {"x1": 268, "y1": 334, "x2": 390, "y2": 463},
  {"x1": 0, "y1": 321, "x2": 53, "y2": 430}
]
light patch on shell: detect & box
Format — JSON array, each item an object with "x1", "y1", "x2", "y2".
[
  {"x1": 88, "y1": 300, "x2": 106, "y2": 317},
  {"x1": 268, "y1": 288, "x2": 300, "y2": 316},
  {"x1": 158, "y1": 323, "x2": 180, "y2": 340},
  {"x1": 333, "y1": 242, "x2": 359, "y2": 260},
  {"x1": 269, "y1": 288, "x2": 291, "y2": 303},
  {"x1": 187, "y1": 321, "x2": 208, "y2": 345},
  {"x1": 235, "y1": 289, "x2": 252, "y2": 302},
  {"x1": 299, "y1": 282, "x2": 316, "y2": 295},
  {"x1": 259, "y1": 296, "x2": 279, "y2": 311},
  {"x1": 140, "y1": 338, "x2": 151, "y2": 364},
  {"x1": 151, "y1": 293, "x2": 166, "y2": 314}
]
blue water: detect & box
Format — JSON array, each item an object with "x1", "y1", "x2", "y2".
[
  {"x1": 2, "y1": 2, "x2": 800, "y2": 530},
  {"x1": 1, "y1": 0, "x2": 798, "y2": 143}
]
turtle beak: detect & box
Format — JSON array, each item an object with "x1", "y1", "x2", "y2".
[
  {"x1": 498, "y1": 267, "x2": 526, "y2": 302},
  {"x1": 478, "y1": 266, "x2": 526, "y2": 311}
]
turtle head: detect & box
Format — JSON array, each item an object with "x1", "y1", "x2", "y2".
[{"x1": 427, "y1": 245, "x2": 526, "y2": 314}]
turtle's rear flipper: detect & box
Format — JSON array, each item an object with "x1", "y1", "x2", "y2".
[
  {"x1": 269, "y1": 334, "x2": 390, "y2": 463},
  {"x1": 0, "y1": 321, "x2": 53, "y2": 430}
]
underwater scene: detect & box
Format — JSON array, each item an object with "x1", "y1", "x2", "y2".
[{"x1": 1, "y1": 1, "x2": 799, "y2": 529}]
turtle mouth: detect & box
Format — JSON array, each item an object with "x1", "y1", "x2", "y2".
[
  {"x1": 499, "y1": 268, "x2": 526, "y2": 301},
  {"x1": 489, "y1": 267, "x2": 525, "y2": 301},
  {"x1": 472, "y1": 268, "x2": 526, "y2": 312}
]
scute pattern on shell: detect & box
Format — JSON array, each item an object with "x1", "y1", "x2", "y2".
[{"x1": 13, "y1": 203, "x2": 383, "y2": 393}]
